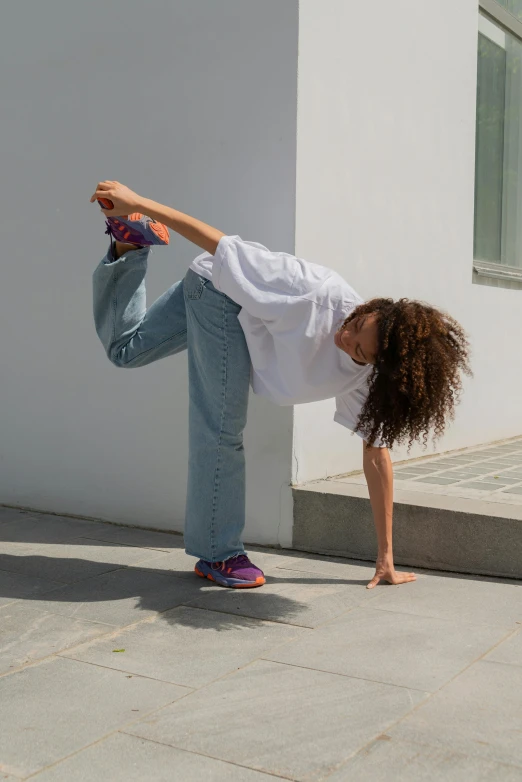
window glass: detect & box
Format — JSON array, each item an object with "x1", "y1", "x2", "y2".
[{"x1": 474, "y1": 14, "x2": 522, "y2": 267}]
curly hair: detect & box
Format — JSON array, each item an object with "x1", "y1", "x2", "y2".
[{"x1": 339, "y1": 299, "x2": 472, "y2": 450}]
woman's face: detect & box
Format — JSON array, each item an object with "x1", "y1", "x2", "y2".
[{"x1": 335, "y1": 312, "x2": 379, "y2": 365}]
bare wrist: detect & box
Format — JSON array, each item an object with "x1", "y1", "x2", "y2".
[{"x1": 135, "y1": 195, "x2": 150, "y2": 214}]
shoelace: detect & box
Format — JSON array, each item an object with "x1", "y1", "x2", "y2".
[
  {"x1": 104, "y1": 221, "x2": 115, "y2": 255},
  {"x1": 211, "y1": 554, "x2": 250, "y2": 572}
]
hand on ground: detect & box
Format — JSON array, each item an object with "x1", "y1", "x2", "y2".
[{"x1": 367, "y1": 555, "x2": 416, "y2": 589}]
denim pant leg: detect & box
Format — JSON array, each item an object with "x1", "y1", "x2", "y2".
[
  {"x1": 183, "y1": 270, "x2": 251, "y2": 562},
  {"x1": 92, "y1": 245, "x2": 188, "y2": 367}
]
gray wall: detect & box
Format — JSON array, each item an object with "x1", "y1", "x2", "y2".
[{"x1": 0, "y1": 0, "x2": 298, "y2": 544}]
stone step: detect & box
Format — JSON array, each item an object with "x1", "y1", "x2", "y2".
[{"x1": 292, "y1": 478, "x2": 522, "y2": 579}]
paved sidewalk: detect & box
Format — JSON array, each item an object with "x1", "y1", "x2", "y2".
[
  {"x1": 0, "y1": 506, "x2": 521, "y2": 781},
  {"x1": 334, "y1": 436, "x2": 522, "y2": 508}
]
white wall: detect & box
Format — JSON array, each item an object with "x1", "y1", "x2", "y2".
[
  {"x1": 0, "y1": 0, "x2": 298, "y2": 545},
  {"x1": 294, "y1": 0, "x2": 522, "y2": 483}
]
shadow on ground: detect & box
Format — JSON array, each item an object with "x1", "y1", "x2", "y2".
[
  {"x1": 1, "y1": 506, "x2": 519, "y2": 637},
  {"x1": 0, "y1": 551, "x2": 374, "y2": 630}
]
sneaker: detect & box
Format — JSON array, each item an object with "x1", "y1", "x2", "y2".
[
  {"x1": 195, "y1": 554, "x2": 266, "y2": 588},
  {"x1": 98, "y1": 201, "x2": 170, "y2": 246}
]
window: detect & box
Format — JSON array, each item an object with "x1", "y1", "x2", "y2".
[{"x1": 474, "y1": 0, "x2": 522, "y2": 285}]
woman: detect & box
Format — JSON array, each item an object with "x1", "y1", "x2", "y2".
[{"x1": 91, "y1": 181, "x2": 471, "y2": 590}]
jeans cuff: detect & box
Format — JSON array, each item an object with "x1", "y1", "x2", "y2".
[{"x1": 103, "y1": 244, "x2": 150, "y2": 265}]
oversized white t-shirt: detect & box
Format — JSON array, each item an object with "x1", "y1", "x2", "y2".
[{"x1": 190, "y1": 235, "x2": 382, "y2": 446}]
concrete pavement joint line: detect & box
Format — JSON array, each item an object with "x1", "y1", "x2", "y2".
[
  {"x1": 351, "y1": 604, "x2": 521, "y2": 631},
  {"x1": 256, "y1": 657, "x2": 432, "y2": 694},
  {"x1": 55, "y1": 654, "x2": 198, "y2": 690},
  {"x1": 0, "y1": 585, "x2": 315, "y2": 680},
  {"x1": 128, "y1": 565, "x2": 194, "y2": 579},
  {"x1": 175, "y1": 600, "x2": 319, "y2": 629},
  {"x1": 168, "y1": 602, "x2": 318, "y2": 632},
  {"x1": 19, "y1": 692, "x2": 198, "y2": 782},
  {"x1": 480, "y1": 655, "x2": 522, "y2": 671},
  {"x1": 290, "y1": 548, "x2": 522, "y2": 581},
  {"x1": 0, "y1": 609, "x2": 180, "y2": 680},
  {"x1": 43, "y1": 565, "x2": 131, "y2": 587},
  {"x1": 325, "y1": 436, "x2": 522, "y2": 481},
  {"x1": 0, "y1": 568, "x2": 73, "y2": 596},
  {"x1": 268, "y1": 568, "x2": 370, "y2": 585},
  {"x1": 0, "y1": 505, "x2": 187, "y2": 539},
  {"x1": 319, "y1": 730, "x2": 522, "y2": 780},
  {"x1": 75, "y1": 535, "x2": 175, "y2": 554},
  {"x1": 22, "y1": 732, "x2": 292, "y2": 782},
  {"x1": 364, "y1": 624, "x2": 522, "y2": 741},
  {"x1": 67, "y1": 602, "x2": 86, "y2": 618},
  {"x1": 52, "y1": 609, "x2": 316, "y2": 692},
  {"x1": 284, "y1": 606, "x2": 363, "y2": 634},
  {"x1": 117, "y1": 732, "x2": 294, "y2": 781},
  {"x1": 0, "y1": 599, "x2": 20, "y2": 612},
  {"x1": 393, "y1": 437, "x2": 522, "y2": 465},
  {"x1": 111, "y1": 656, "x2": 430, "y2": 779},
  {"x1": 0, "y1": 625, "x2": 119, "y2": 681},
  {"x1": 312, "y1": 625, "x2": 522, "y2": 781},
  {"x1": 19, "y1": 731, "x2": 127, "y2": 782}
]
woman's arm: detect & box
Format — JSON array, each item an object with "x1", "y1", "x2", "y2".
[
  {"x1": 90, "y1": 181, "x2": 224, "y2": 255},
  {"x1": 362, "y1": 442, "x2": 416, "y2": 589}
]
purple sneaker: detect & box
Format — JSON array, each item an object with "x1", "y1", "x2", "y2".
[
  {"x1": 195, "y1": 554, "x2": 266, "y2": 588},
  {"x1": 100, "y1": 208, "x2": 170, "y2": 247}
]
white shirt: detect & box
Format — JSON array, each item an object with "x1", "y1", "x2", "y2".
[{"x1": 190, "y1": 235, "x2": 382, "y2": 445}]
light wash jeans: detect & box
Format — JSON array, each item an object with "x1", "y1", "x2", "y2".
[{"x1": 92, "y1": 245, "x2": 251, "y2": 562}]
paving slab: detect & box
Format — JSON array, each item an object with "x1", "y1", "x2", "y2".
[
  {"x1": 2, "y1": 506, "x2": 521, "y2": 779},
  {"x1": 21, "y1": 566, "x2": 205, "y2": 626},
  {"x1": 30, "y1": 732, "x2": 281, "y2": 782},
  {"x1": 484, "y1": 628, "x2": 522, "y2": 666},
  {"x1": 328, "y1": 737, "x2": 522, "y2": 781},
  {"x1": 127, "y1": 659, "x2": 427, "y2": 782},
  {"x1": 366, "y1": 572, "x2": 522, "y2": 628},
  {"x1": 0, "y1": 603, "x2": 112, "y2": 674},
  {"x1": 264, "y1": 606, "x2": 510, "y2": 692},
  {"x1": 0, "y1": 656, "x2": 190, "y2": 778},
  {"x1": 0, "y1": 539, "x2": 166, "y2": 584},
  {"x1": 186, "y1": 566, "x2": 376, "y2": 628},
  {"x1": 63, "y1": 606, "x2": 308, "y2": 688},
  {"x1": 0, "y1": 515, "x2": 109, "y2": 545},
  {"x1": 390, "y1": 660, "x2": 522, "y2": 768},
  {"x1": 0, "y1": 569, "x2": 63, "y2": 609}
]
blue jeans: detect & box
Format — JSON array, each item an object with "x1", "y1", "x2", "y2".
[{"x1": 92, "y1": 245, "x2": 251, "y2": 562}]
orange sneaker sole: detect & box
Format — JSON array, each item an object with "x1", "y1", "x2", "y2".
[{"x1": 194, "y1": 567, "x2": 265, "y2": 588}]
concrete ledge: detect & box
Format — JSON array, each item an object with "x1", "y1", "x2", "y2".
[{"x1": 292, "y1": 481, "x2": 522, "y2": 579}]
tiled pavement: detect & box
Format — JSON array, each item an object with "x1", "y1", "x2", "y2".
[
  {"x1": 333, "y1": 437, "x2": 522, "y2": 507},
  {"x1": 0, "y1": 506, "x2": 522, "y2": 781}
]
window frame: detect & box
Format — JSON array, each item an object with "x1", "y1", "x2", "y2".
[
  {"x1": 479, "y1": 0, "x2": 522, "y2": 39},
  {"x1": 474, "y1": 0, "x2": 522, "y2": 286}
]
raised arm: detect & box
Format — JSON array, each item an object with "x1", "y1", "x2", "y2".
[
  {"x1": 90, "y1": 181, "x2": 225, "y2": 255},
  {"x1": 362, "y1": 442, "x2": 416, "y2": 589}
]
